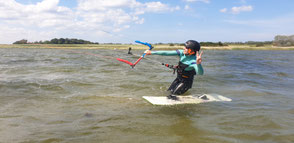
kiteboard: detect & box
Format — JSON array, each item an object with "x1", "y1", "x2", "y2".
[{"x1": 143, "y1": 94, "x2": 232, "y2": 105}]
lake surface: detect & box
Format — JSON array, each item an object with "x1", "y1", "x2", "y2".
[{"x1": 0, "y1": 48, "x2": 294, "y2": 143}]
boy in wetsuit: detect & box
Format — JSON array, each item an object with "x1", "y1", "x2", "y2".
[
  {"x1": 128, "y1": 47, "x2": 133, "y2": 55},
  {"x1": 144, "y1": 40, "x2": 204, "y2": 100}
]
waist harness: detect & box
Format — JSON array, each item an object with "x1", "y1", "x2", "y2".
[
  {"x1": 162, "y1": 62, "x2": 196, "y2": 78},
  {"x1": 176, "y1": 62, "x2": 196, "y2": 79}
]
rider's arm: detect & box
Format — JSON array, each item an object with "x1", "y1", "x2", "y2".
[
  {"x1": 192, "y1": 64, "x2": 204, "y2": 75},
  {"x1": 151, "y1": 50, "x2": 180, "y2": 56}
]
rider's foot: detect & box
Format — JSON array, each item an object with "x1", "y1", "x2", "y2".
[
  {"x1": 167, "y1": 95, "x2": 178, "y2": 100},
  {"x1": 199, "y1": 95, "x2": 208, "y2": 100}
]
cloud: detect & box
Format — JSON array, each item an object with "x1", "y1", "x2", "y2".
[
  {"x1": 184, "y1": 5, "x2": 190, "y2": 10},
  {"x1": 0, "y1": 0, "x2": 74, "y2": 28},
  {"x1": 143, "y1": 2, "x2": 180, "y2": 13},
  {"x1": 0, "y1": 0, "x2": 179, "y2": 43},
  {"x1": 76, "y1": 0, "x2": 137, "y2": 11},
  {"x1": 224, "y1": 15, "x2": 294, "y2": 29},
  {"x1": 220, "y1": 8, "x2": 227, "y2": 13},
  {"x1": 231, "y1": 5, "x2": 253, "y2": 14},
  {"x1": 76, "y1": 0, "x2": 179, "y2": 33},
  {"x1": 240, "y1": 0, "x2": 247, "y2": 4},
  {"x1": 184, "y1": 0, "x2": 210, "y2": 3},
  {"x1": 220, "y1": 5, "x2": 253, "y2": 14}
]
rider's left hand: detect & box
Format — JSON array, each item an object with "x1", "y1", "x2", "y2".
[{"x1": 196, "y1": 51, "x2": 203, "y2": 64}]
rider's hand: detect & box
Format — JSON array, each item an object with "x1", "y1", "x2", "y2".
[
  {"x1": 196, "y1": 51, "x2": 203, "y2": 64},
  {"x1": 144, "y1": 50, "x2": 151, "y2": 55}
]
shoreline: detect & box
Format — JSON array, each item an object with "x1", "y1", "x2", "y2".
[{"x1": 1, "y1": 44, "x2": 294, "y2": 50}]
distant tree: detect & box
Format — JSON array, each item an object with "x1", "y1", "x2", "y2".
[
  {"x1": 27, "y1": 38, "x2": 97, "y2": 44},
  {"x1": 44, "y1": 40, "x2": 50, "y2": 44},
  {"x1": 64, "y1": 38, "x2": 70, "y2": 44},
  {"x1": 274, "y1": 35, "x2": 294, "y2": 46},
  {"x1": 13, "y1": 39, "x2": 28, "y2": 44},
  {"x1": 218, "y1": 41, "x2": 223, "y2": 46},
  {"x1": 50, "y1": 38, "x2": 59, "y2": 44},
  {"x1": 58, "y1": 38, "x2": 65, "y2": 44},
  {"x1": 256, "y1": 43, "x2": 264, "y2": 47},
  {"x1": 200, "y1": 42, "x2": 224, "y2": 47}
]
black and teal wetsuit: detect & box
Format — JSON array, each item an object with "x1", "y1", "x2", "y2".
[{"x1": 151, "y1": 50, "x2": 204, "y2": 95}]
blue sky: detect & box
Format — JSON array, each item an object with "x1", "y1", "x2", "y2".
[{"x1": 0, "y1": 0, "x2": 294, "y2": 44}]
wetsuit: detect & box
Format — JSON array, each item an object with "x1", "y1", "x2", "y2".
[
  {"x1": 151, "y1": 50, "x2": 204, "y2": 95},
  {"x1": 128, "y1": 47, "x2": 132, "y2": 55}
]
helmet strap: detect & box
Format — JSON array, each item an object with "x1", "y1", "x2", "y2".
[{"x1": 187, "y1": 49, "x2": 195, "y2": 55}]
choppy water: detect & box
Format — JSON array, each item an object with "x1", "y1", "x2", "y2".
[{"x1": 0, "y1": 48, "x2": 294, "y2": 143}]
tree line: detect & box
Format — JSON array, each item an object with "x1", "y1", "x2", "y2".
[
  {"x1": 13, "y1": 35, "x2": 294, "y2": 47},
  {"x1": 156, "y1": 42, "x2": 227, "y2": 47},
  {"x1": 13, "y1": 38, "x2": 99, "y2": 44},
  {"x1": 273, "y1": 35, "x2": 294, "y2": 46},
  {"x1": 159, "y1": 41, "x2": 272, "y2": 47}
]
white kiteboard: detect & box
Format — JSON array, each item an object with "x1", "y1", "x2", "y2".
[{"x1": 143, "y1": 94, "x2": 232, "y2": 105}]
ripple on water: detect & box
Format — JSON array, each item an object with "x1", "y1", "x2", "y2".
[{"x1": 274, "y1": 72, "x2": 290, "y2": 77}]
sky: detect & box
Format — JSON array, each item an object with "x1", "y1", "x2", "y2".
[{"x1": 0, "y1": 0, "x2": 294, "y2": 44}]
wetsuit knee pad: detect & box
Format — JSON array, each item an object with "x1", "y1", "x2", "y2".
[{"x1": 172, "y1": 82, "x2": 190, "y2": 95}]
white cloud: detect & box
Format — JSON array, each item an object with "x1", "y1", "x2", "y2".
[
  {"x1": 77, "y1": 0, "x2": 138, "y2": 11},
  {"x1": 184, "y1": 0, "x2": 210, "y2": 3},
  {"x1": 224, "y1": 15, "x2": 294, "y2": 29},
  {"x1": 231, "y1": 5, "x2": 253, "y2": 14},
  {"x1": 0, "y1": 25, "x2": 56, "y2": 44},
  {"x1": 0, "y1": 0, "x2": 74, "y2": 28},
  {"x1": 223, "y1": 13, "x2": 294, "y2": 39},
  {"x1": 75, "y1": 0, "x2": 179, "y2": 35},
  {"x1": 0, "y1": 0, "x2": 179, "y2": 43},
  {"x1": 240, "y1": 0, "x2": 247, "y2": 4},
  {"x1": 220, "y1": 8, "x2": 227, "y2": 13},
  {"x1": 131, "y1": 1, "x2": 180, "y2": 14},
  {"x1": 184, "y1": 5, "x2": 190, "y2": 10},
  {"x1": 220, "y1": 5, "x2": 253, "y2": 14}
]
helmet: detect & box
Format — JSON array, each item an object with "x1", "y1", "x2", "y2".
[{"x1": 185, "y1": 40, "x2": 200, "y2": 55}]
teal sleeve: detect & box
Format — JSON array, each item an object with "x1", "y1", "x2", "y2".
[
  {"x1": 151, "y1": 51, "x2": 179, "y2": 56},
  {"x1": 193, "y1": 64, "x2": 204, "y2": 75}
]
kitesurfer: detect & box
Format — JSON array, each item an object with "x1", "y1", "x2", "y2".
[
  {"x1": 128, "y1": 47, "x2": 133, "y2": 55},
  {"x1": 144, "y1": 40, "x2": 204, "y2": 100}
]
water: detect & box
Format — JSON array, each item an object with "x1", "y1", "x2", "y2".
[{"x1": 0, "y1": 48, "x2": 294, "y2": 143}]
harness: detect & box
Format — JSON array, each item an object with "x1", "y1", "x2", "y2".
[
  {"x1": 162, "y1": 63, "x2": 177, "y2": 74},
  {"x1": 162, "y1": 62, "x2": 196, "y2": 78},
  {"x1": 162, "y1": 49, "x2": 196, "y2": 79},
  {"x1": 177, "y1": 62, "x2": 196, "y2": 79}
]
